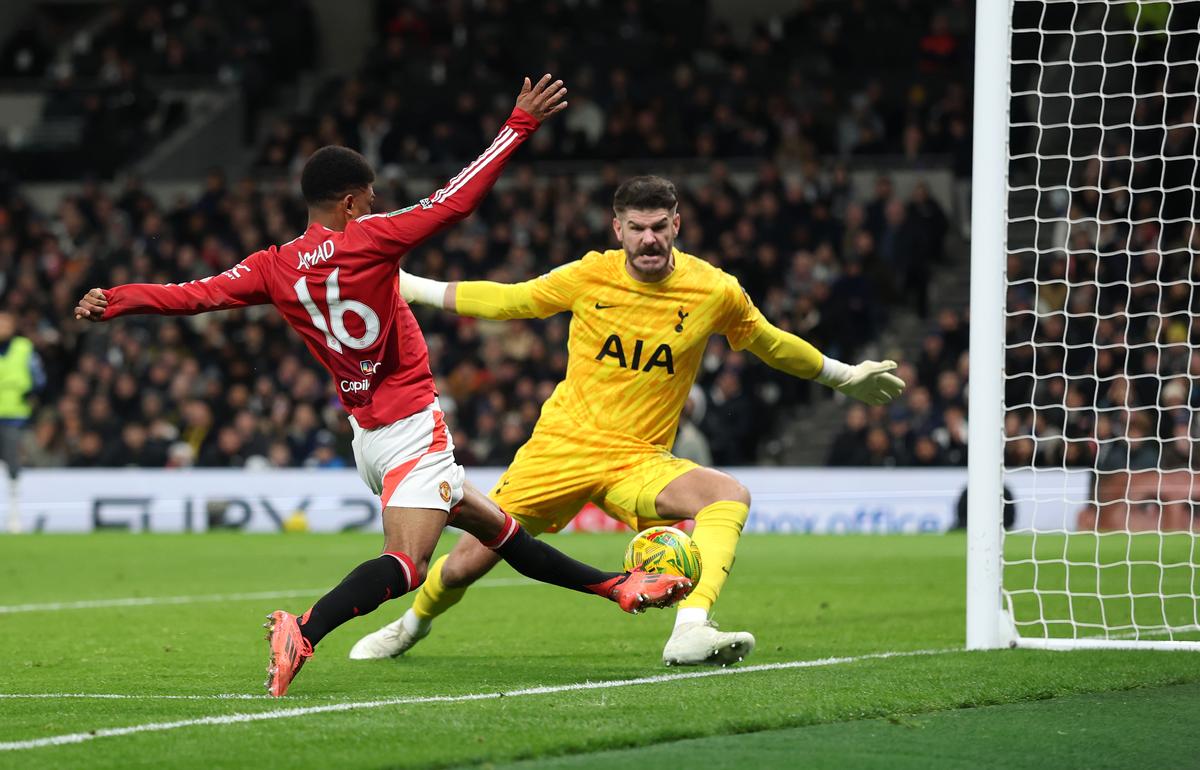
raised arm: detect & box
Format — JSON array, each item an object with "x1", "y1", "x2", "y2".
[
  {"x1": 358, "y1": 75, "x2": 568, "y2": 255},
  {"x1": 75, "y1": 251, "x2": 272, "y2": 321}
]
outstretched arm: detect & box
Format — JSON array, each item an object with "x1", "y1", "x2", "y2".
[
  {"x1": 717, "y1": 273, "x2": 904, "y2": 405},
  {"x1": 75, "y1": 252, "x2": 271, "y2": 321},
  {"x1": 399, "y1": 270, "x2": 546, "y2": 320},
  {"x1": 398, "y1": 255, "x2": 589, "y2": 320},
  {"x1": 359, "y1": 75, "x2": 568, "y2": 256},
  {"x1": 745, "y1": 320, "x2": 905, "y2": 405}
]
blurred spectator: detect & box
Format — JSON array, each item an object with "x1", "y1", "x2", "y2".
[
  {"x1": 673, "y1": 386, "x2": 714, "y2": 467},
  {"x1": 106, "y1": 423, "x2": 168, "y2": 467},
  {"x1": 307, "y1": 430, "x2": 348, "y2": 469},
  {"x1": 910, "y1": 435, "x2": 944, "y2": 466},
  {"x1": 863, "y1": 427, "x2": 898, "y2": 467},
  {"x1": 703, "y1": 369, "x2": 756, "y2": 466},
  {"x1": 0, "y1": 1, "x2": 317, "y2": 178},
  {"x1": 932, "y1": 405, "x2": 968, "y2": 466},
  {"x1": 255, "y1": 1, "x2": 970, "y2": 171},
  {"x1": 827, "y1": 404, "x2": 870, "y2": 466},
  {"x1": 0, "y1": 311, "x2": 45, "y2": 532}
]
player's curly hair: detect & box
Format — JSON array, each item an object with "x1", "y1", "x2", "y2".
[
  {"x1": 301, "y1": 146, "x2": 375, "y2": 206},
  {"x1": 613, "y1": 176, "x2": 678, "y2": 214}
]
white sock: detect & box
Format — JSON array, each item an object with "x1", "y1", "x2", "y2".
[
  {"x1": 400, "y1": 607, "x2": 431, "y2": 634},
  {"x1": 673, "y1": 606, "x2": 707, "y2": 631}
]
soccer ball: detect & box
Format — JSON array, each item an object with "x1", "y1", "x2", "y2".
[{"x1": 623, "y1": 526, "x2": 702, "y2": 583}]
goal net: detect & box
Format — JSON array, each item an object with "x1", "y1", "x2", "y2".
[{"x1": 969, "y1": 0, "x2": 1200, "y2": 649}]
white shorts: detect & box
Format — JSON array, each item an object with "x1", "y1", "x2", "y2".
[{"x1": 349, "y1": 399, "x2": 465, "y2": 512}]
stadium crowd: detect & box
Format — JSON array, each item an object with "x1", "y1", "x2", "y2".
[
  {"x1": 827, "y1": 307, "x2": 968, "y2": 467},
  {"x1": 834, "y1": 1, "x2": 1200, "y2": 473},
  {"x1": 257, "y1": 0, "x2": 972, "y2": 170},
  {"x1": 4, "y1": 158, "x2": 953, "y2": 470},
  {"x1": 828, "y1": 210, "x2": 1200, "y2": 474},
  {"x1": 999, "y1": 8, "x2": 1200, "y2": 474},
  {"x1": 0, "y1": 0, "x2": 317, "y2": 177},
  {"x1": 0, "y1": 0, "x2": 980, "y2": 470}
]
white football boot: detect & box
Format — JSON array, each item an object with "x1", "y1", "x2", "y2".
[
  {"x1": 348, "y1": 610, "x2": 430, "y2": 660},
  {"x1": 662, "y1": 620, "x2": 756, "y2": 666}
]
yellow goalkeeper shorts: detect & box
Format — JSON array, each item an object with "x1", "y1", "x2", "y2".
[{"x1": 489, "y1": 421, "x2": 699, "y2": 534}]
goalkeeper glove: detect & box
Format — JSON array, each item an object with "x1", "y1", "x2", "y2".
[
  {"x1": 397, "y1": 268, "x2": 449, "y2": 308},
  {"x1": 816, "y1": 358, "x2": 906, "y2": 405}
]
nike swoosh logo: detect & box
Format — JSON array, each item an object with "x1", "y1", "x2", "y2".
[{"x1": 594, "y1": 302, "x2": 617, "y2": 310}]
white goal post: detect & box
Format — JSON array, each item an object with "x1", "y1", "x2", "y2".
[{"x1": 967, "y1": 0, "x2": 1200, "y2": 651}]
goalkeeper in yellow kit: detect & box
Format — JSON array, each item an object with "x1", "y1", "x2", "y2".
[{"x1": 350, "y1": 176, "x2": 905, "y2": 665}]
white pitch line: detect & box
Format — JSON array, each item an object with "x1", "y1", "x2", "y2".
[
  {"x1": 0, "y1": 648, "x2": 953, "y2": 752},
  {"x1": 0, "y1": 578, "x2": 534, "y2": 615}
]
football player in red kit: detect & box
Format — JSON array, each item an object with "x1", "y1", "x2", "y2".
[{"x1": 74, "y1": 76, "x2": 691, "y2": 697}]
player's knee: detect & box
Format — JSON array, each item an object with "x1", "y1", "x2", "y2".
[
  {"x1": 440, "y1": 555, "x2": 485, "y2": 589},
  {"x1": 379, "y1": 550, "x2": 428, "y2": 591},
  {"x1": 408, "y1": 558, "x2": 429, "y2": 588},
  {"x1": 706, "y1": 475, "x2": 749, "y2": 508},
  {"x1": 726, "y1": 480, "x2": 751, "y2": 507}
]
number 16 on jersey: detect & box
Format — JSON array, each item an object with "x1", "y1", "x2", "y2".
[{"x1": 293, "y1": 268, "x2": 381, "y2": 352}]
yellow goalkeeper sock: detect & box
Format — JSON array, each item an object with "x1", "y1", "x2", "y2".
[
  {"x1": 411, "y1": 554, "x2": 469, "y2": 621},
  {"x1": 678, "y1": 500, "x2": 749, "y2": 611}
]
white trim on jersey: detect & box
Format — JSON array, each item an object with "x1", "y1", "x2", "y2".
[
  {"x1": 432, "y1": 127, "x2": 518, "y2": 203},
  {"x1": 431, "y1": 126, "x2": 515, "y2": 202},
  {"x1": 353, "y1": 125, "x2": 518, "y2": 223}
]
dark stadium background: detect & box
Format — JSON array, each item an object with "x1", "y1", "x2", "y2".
[
  {"x1": 0, "y1": 0, "x2": 976, "y2": 473},
  {"x1": 4, "y1": 4, "x2": 1200, "y2": 765}
]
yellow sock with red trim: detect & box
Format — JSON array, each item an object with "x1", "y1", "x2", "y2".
[
  {"x1": 678, "y1": 500, "x2": 749, "y2": 612},
  {"x1": 411, "y1": 554, "x2": 468, "y2": 621}
]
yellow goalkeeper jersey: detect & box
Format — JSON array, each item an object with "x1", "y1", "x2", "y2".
[{"x1": 460, "y1": 248, "x2": 771, "y2": 449}]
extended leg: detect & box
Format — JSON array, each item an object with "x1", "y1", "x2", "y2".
[
  {"x1": 299, "y1": 506, "x2": 445, "y2": 645},
  {"x1": 446, "y1": 483, "x2": 690, "y2": 609},
  {"x1": 652, "y1": 467, "x2": 754, "y2": 666},
  {"x1": 350, "y1": 486, "x2": 504, "y2": 660},
  {"x1": 348, "y1": 534, "x2": 501, "y2": 660},
  {"x1": 265, "y1": 505, "x2": 447, "y2": 696},
  {"x1": 349, "y1": 482, "x2": 693, "y2": 660}
]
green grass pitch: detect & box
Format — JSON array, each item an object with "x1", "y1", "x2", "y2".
[{"x1": 1, "y1": 533, "x2": 1198, "y2": 769}]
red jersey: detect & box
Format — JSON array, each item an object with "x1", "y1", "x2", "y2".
[{"x1": 103, "y1": 108, "x2": 540, "y2": 429}]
